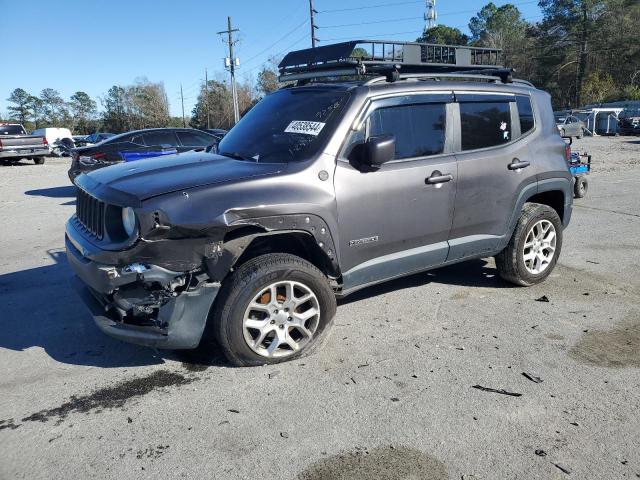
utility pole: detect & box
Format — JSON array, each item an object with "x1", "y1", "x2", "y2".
[
  {"x1": 205, "y1": 68, "x2": 210, "y2": 129},
  {"x1": 309, "y1": 0, "x2": 318, "y2": 47},
  {"x1": 180, "y1": 84, "x2": 186, "y2": 127},
  {"x1": 218, "y1": 16, "x2": 240, "y2": 125}
]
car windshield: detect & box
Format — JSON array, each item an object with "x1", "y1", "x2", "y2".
[{"x1": 217, "y1": 88, "x2": 350, "y2": 163}]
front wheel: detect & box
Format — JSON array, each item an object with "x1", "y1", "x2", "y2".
[
  {"x1": 495, "y1": 203, "x2": 563, "y2": 286},
  {"x1": 210, "y1": 253, "x2": 337, "y2": 367}
]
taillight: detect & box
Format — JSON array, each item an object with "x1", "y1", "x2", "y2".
[
  {"x1": 0, "y1": 138, "x2": 3, "y2": 148},
  {"x1": 564, "y1": 144, "x2": 571, "y2": 162},
  {"x1": 93, "y1": 152, "x2": 106, "y2": 160},
  {"x1": 43, "y1": 137, "x2": 48, "y2": 145}
]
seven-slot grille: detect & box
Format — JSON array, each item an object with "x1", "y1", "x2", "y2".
[{"x1": 76, "y1": 188, "x2": 105, "y2": 239}]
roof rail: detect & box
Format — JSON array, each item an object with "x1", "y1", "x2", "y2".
[
  {"x1": 278, "y1": 40, "x2": 507, "y2": 83},
  {"x1": 364, "y1": 70, "x2": 530, "y2": 86}
]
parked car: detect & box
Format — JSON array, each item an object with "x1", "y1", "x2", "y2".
[
  {"x1": 618, "y1": 109, "x2": 640, "y2": 135},
  {"x1": 31, "y1": 127, "x2": 74, "y2": 156},
  {"x1": 66, "y1": 40, "x2": 573, "y2": 367},
  {"x1": 555, "y1": 114, "x2": 585, "y2": 138},
  {"x1": 74, "y1": 132, "x2": 115, "y2": 147},
  {"x1": 0, "y1": 123, "x2": 49, "y2": 165},
  {"x1": 68, "y1": 128, "x2": 219, "y2": 181}
]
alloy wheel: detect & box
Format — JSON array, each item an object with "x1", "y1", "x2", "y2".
[
  {"x1": 522, "y1": 219, "x2": 557, "y2": 275},
  {"x1": 242, "y1": 281, "x2": 320, "y2": 358}
]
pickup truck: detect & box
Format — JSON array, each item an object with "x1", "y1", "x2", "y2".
[{"x1": 0, "y1": 123, "x2": 49, "y2": 165}]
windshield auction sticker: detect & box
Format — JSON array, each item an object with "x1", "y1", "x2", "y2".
[{"x1": 284, "y1": 121, "x2": 326, "y2": 136}]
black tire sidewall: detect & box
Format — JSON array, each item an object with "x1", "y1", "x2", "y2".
[
  {"x1": 513, "y1": 207, "x2": 563, "y2": 285},
  {"x1": 574, "y1": 177, "x2": 587, "y2": 198},
  {"x1": 216, "y1": 255, "x2": 335, "y2": 366}
]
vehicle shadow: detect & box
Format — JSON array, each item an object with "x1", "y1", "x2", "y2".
[
  {"x1": 338, "y1": 258, "x2": 513, "y2": 306},
  {"x1": 0, "y1": 249, "x2": 225, "y2": 369},
  {"x1": 24, "y1": 186, "x2": 76, "y2": 206},
  {"x1": 24, "y1": 185, "x2": 76, "y2": 198}
]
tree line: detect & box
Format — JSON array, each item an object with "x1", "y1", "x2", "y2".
[
  {"x1": 3, "y1": 77, "x2": 181, "y2": 134},
  {"x1": 4, "y1": 0, "x2": 638, "y2": 132},
  {"x1": 419, "y1": 0, "x2": 640, "y2": 109}
]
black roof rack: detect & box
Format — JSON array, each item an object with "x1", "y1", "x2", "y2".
[{"x1": 278, "y1": 40, "x2": 513, "y2": 84}]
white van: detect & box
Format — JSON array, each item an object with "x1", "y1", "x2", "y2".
[{"x1": 31, "y1": 128, "x2": 74, "y2": 156}]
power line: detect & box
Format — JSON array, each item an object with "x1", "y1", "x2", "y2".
[
  {"x1": 320, "y1": 0, "x2": 540, "y2": 28},
  {"x1": 319, "y1": 0, "x2": 422, "y2": 13},
  {"x1": 241, "y1": 19, "x2": 308, "y2": 69},
  {"x1": 319, "y1": 14, "x2": 544, "y2": 42}
]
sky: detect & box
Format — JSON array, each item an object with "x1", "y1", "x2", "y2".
[{"x1": 0, "y1": 0, "x2": 542, "y2": 118}]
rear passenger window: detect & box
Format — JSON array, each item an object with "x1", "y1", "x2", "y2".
[
  {"x1": 176, "y1": 131, "x2": 215, "y2": 147},
  {"x1": 460, "y1": 102, "x2": 511, "y2": 151},
  {"x1": 516, "y1": 96, "x2": 534, "y2": 134},
  {"x1": 143, "y1": 131, "x2": 177, "y2": 147},
  {"x1": 369, "y1": 103, "x2": 446, "y2": 159}
]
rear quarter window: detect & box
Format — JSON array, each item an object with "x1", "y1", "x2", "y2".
[
  {"x1": 460, "y1": 102, "x2": 512, "y2": 151},
  {"x1": 516, "y1": 96, "x2": 535, "y2": 134}
]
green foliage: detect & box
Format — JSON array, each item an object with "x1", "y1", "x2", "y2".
[
  {"x1": 189, "y1": 78, "x2": 254, "y2": 130},
  {"x1": 582, "y1": 71, "x2": 615, "y2": 103},
  {"x1": 100, "y1": 79, "x2": 170, "y2": 133},
  {"x1": 70, "y1": 91, "x2": 98, "y2": 134},
  {"x1": 350, "y1": 47, "x2": 369, "y2": 58},
  {"x1": 417, "y1": 25, "x2": 469, "y2": 45},
  {"x1": 256, "y1": 68, "x2": 279, "y2": 97},
  {"x1": 6, "y1": 88, "x2": 31, "y2": 125}
]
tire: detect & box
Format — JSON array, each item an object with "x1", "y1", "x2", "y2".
[
  {"x1": 210, "y1": 253, "x2": 337, "y2": 367},
  {"x1": 33, "y1": 157, "x2": 45, "y2": 165},
  {"x1": 574, "y1": 176, "x2": 588, "y2": 198},
  {"x1": 495, "y1": 203, "x2": 563, "y2": 286},
  {"x1": 1, "y1": 159, "x2": 11, "y2": 166}
]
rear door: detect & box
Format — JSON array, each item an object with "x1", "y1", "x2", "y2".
[
  {"x1": 335, "y1": 93, "x2": 458, "y2": 290},
  {"x1": 448, "y1": 92, "x2": 537, "y2": 261}
]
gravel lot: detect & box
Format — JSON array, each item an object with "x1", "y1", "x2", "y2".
[{"x1": 1, "y1": 136, "x2": 639, "y2": 480}]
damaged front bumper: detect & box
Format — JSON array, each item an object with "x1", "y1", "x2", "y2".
[{"x1": 66, "y1": 230, "x2": 220, "y2": 350}]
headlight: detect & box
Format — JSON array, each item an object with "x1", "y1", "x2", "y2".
[{"x1": 122, "y1": 207, "x2": 136, "y2": 236}]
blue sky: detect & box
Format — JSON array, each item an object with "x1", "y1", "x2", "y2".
[{"x1": 0, "y1": 0, "x2": 542, "y2": 117}]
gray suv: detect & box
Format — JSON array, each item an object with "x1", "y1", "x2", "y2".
[{"x1": 66, "y1": 41, "x2": 572, "y2": 366}]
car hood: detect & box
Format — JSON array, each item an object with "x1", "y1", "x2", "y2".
[{"x1": 77, "y1": 150, "x2": 285, "y2": 202}]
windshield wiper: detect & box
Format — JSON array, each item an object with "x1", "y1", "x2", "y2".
[{"x1": 218, "y1": 151, "x2": 257, "y2": 162}]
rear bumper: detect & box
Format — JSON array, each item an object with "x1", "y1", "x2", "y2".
[
  {"x1": 66, "y1": 233, "x2": 220, "y2": 350},
  {"x1": 0, "y1": 147, "x2": 48, "y2": 159}
]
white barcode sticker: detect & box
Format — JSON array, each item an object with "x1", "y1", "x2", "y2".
[{"x1": 284, "y1": 120, "x2": 326, "y2": 136}]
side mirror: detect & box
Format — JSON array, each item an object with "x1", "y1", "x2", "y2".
[{"x1": 364, "y1": 134, "x2": 395, "y2": 167}]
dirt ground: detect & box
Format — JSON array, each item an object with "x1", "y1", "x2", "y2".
[{"x1": 0, "y1": 136, "x2": 639, "y2": 479}]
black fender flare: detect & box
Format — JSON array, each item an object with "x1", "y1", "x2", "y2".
[{"x1": 205, "y1": 214, "x2": 339, "y2": 282}]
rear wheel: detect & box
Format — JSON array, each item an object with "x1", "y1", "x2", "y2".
[
  {"x1": 211, "y1": 253, "x2": 336, "y2": 367},
  {"x1": 33, "y1": 157, "x2": 45, "y2": 165},
  {"x1": 574, "y1": 176, "x2": 588, "y2": 198},
  {"x1": 495, "y1": 203, "x2": 562, "y2": 286}
]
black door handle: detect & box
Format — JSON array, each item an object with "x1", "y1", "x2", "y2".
[
  {"x1": 425, "y1": 170, "x2": 454, "y2": 184},
  {"x1": 508, "y1": 158, "x2": 530, "y2": 170}
]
